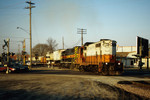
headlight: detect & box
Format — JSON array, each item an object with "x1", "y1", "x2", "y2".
[
  {"x1": 11, "y1": 68, "x2": 15, "y2": 71},
  {"x1": 118, "y1": 63, "x2": 120, "y2": 65}
]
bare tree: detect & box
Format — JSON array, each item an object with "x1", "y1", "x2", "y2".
[
  {"x1": 32, "y1": 44, "x2": 48, "y2": 56},
  {"x1": 47, "y1": 37, "x2": 58, "y2": 53},
  {"x1": 32, "y1": 38, "x2": 58, "y2": 56}
]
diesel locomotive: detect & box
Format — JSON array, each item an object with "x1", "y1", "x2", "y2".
[{"x1": 46, "y1": 39, "x2": 123, "y2": 75}]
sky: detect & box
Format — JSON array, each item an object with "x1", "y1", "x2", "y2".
[{"x1": 0, "y1": 0, "x2": 150, "y2": 54}]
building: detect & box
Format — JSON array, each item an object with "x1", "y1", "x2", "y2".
[{"x1": 116, "y1": 45, "x2": 150, "y2": 68}]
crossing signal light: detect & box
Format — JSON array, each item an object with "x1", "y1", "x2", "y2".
[
  {"x1": 2, "y1": 53, "x2": 6, "y2": 57},
  {"x1": 11, "y1": 52, "x2": 15, "y2": 56},
  {"x1": 22, "y1": 51, "x2": 26, "y2": 55}
]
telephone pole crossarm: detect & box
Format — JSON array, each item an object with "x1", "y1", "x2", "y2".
[{"x1": 77, "y1": 28, "x2": 87, "y2": 46}]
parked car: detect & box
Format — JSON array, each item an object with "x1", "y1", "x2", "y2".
[
  {"x1": 0, "y1": 63, "x2": 29, "y2": 73},
  {"x1": 0, "y1": 64, "x2": 19, "y2": 72},
  {"x1": 19, "y1": 64, "x2": 29, "y2": 72},
  {"x1": 26, "y1": 61, "x2": 30, "y2": 66},
  {"x1": 0, "y1": 65, "x2": 7, "y2": 72},
  {"x1": 14, "y1": 63, "x2": 29, "y2": 71},
  {"x1": 9, "y1": 64, "x2": 20, "y2": 72}
]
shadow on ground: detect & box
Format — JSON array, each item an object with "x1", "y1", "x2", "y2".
[
  {"x1": 0, "y1": 81, "x2": 147, "y2": 100},
  {"x1": 1, "y1": 66, "x2": 150, "y2": 78}
]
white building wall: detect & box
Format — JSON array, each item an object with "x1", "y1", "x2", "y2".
[
  {"x1": 117, "y1": 46, "x2": 136, "y2": 52},
  {"x1": 142, "y1": 58, "x2": 150, "y2": 67}
]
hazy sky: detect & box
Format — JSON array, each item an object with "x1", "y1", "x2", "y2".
[{"x1": 0, "y1": 0, "x2": 150, "y2": 54}]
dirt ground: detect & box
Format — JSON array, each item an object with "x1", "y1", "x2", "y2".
[{"x1": 0, "y1": 67, "x2": 149, "y2": 100}]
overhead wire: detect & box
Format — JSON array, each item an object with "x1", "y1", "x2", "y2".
[
  {"x1": 0, "y1": 1, "x2": 30, "y2": 54},
  {"x1": 32, "y1": 15, "x2": 40, "y2": 44},
  {"x1": 0, "y1": 1, "x2": 25, "y2": 9},
  {"x1": 0, "y1": 36, "x2": 29, "y2": 39},
  {"x1": 65, "y1": 38, "x2": 81, "y2": 49}
]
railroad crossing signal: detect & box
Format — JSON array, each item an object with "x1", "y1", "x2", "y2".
[{"x1": 3, "y1": 39, "x2": 9, "y2": 49}]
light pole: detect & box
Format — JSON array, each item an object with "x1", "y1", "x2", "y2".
[{"x1": 17, "y1": 27, "x2": 30, "y2": 67}]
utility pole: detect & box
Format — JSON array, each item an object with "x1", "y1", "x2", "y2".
[
  {"x1": 6, "y1": 38, "x2": 10, "y2": 74},
  {"x1": 147, "y1": 48, "x2": 149, "y2": 69},
  {"x1": 77, "y1": 28, "x2": 87, "y2": 46},
  {"x1": 25, "y1": 1, "x2": 35, "y2": 69},
  {"x1": 62, "y1": 37, "x2": 64, "y2": 49},
  {"x1": 139, "y1": 38, "x2": 142, "y2": 70},
  {"x1": 18, "y1": 44, "x2": 20, "y2": 61},
  {"x1": 23, "y1": 39, "x2": 26, "y2": 65}
]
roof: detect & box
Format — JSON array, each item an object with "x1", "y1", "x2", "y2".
[
  {"x1": 100, "y1": 39, "x2": 111, "y2": 41},
  {"x1": 84, "y1": 42, "x2": 94, "y2": 46},
  {"x1": 116, "y1": 52, "x2": 131, "y2": 58},
  {"x1": 117, "y1": 51, "x2": 150, "y2": 58}
]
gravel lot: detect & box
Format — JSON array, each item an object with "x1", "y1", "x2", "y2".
[{"x1": 0, "y1": 67, "x2": 150, "y2": 100}]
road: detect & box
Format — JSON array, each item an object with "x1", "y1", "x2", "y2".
[{"x1": 0, "y1": 66, "x2": 150, "y2": 100}]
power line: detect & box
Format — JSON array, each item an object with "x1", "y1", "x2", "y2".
[
  {"x1": 32, "y1": 16, "x2": 40, "y2": 43},
  {"x1": 62, "y1": 37, "x2": 64, "y2": 49},
  {"x1": 0, "y1": 1, "x2": 25, "y2": 9},
  {"x1": 0, "y1": 36, "x2": 29, "y2": 39},
  {"x1": 65, "y1": 38, "x2": 81, "y2": 48},
  {"x1": 73, "y1": 38, "x2": 81, "y2": 47}
]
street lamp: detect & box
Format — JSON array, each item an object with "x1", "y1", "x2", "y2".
[
  {"x1": 17, "y1": 27, "x2": 29, "y2": 35},
  {"x1": 17, "y1": 27, "x2": 32, "y2": 69}
]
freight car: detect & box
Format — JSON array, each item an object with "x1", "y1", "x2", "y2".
[{"x1": 74, "y1": 39, "x2": 123, "y2": 75}]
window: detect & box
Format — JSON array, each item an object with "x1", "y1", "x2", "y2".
[
  {"x1": 96, "y1": 43, "x2": 101, "y2": 47},
  {"x1": 46, "y1": 56, "x2": 50, "y2": 58},
  {"x1": 131, "y1": 61, "x2": 134, "y2": 65}
]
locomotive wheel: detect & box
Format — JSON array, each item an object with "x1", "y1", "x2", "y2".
[
  {"x1": 70, "y1": 64, "x2": 74, "y2": 69},
  {"x1": 102, "y1": 71, "x2": 109, "y2": 76},
  {"x1": 79, "y1": 66, "x2": 84, "y2": 72},
  {"x1": 109, "y1": 66, "x2": 116, "y2": 76},
  {"x1": 115, "y1": 71, "x2": 122, "y2": 75},
  {"x1": 109, "y1": 71, "x2": 116, "y2": 76},
  {"x1": 101, "y1": 64, "x2": 109, "y2": 76},
  {"x1": 74, "y1": 65, "x2": 80, "y2": 71}
]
